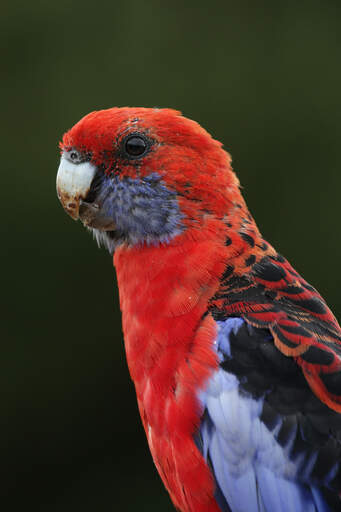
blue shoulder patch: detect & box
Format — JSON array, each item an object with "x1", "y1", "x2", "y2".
[{"x1": 196, "y1": 317, "x2": 334, "y2": 512}]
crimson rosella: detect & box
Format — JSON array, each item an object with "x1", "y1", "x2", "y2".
[{"x1": 56, "y1": 107, "x2": 341, "y2": 512}]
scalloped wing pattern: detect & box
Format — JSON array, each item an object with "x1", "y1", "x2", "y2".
[{"x1": 211, "y1": 253, "x2": 341, "y2": 413}]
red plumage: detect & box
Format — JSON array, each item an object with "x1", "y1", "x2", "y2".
[
  {"x1": 114, "y1": 236, "x2": 226, "y2": 511},
  {"x1": 59, "y1": 107, "x2": 341, "y2": 511}
]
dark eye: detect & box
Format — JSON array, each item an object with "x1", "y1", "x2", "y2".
[{"x1": 125, "y1": 136, "x2": 147, "y2": 157}]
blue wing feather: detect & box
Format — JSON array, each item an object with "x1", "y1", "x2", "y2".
[{"x1": 196, "y1": 317, "x2": 339, "y2": 511}]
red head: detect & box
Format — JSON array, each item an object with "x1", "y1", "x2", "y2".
[{"x1": 57, "y1": 107, "x2": 255, "y2": 252}]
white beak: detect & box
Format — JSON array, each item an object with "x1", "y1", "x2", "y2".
[{"x1": 56, "y1": 156, "x2": 97, "y2": 219}]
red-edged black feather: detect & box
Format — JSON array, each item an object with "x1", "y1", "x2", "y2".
[{"x1": 210, "y1": 251, "x2": 341, "y2": 413}]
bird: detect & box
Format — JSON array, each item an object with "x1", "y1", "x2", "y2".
[{"x1": 56, "y1": 107, "x2": 341, "y2": 512}]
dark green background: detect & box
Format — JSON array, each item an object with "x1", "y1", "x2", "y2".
[{"x1": 3, "y1": 1, "x2": 341, "y2": 510}]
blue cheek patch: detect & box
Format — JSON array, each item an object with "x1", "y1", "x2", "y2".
[{"x1": 89, "y1": 172, "x2": 183, "y2": 251}]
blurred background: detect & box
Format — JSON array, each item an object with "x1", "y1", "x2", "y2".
[{"x1": 2, "y1": 0, "x2": 341, "y2": 510}]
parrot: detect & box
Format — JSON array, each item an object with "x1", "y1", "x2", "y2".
[{"x1": 56, "y1": 107, "x2": 341, "y2": 512}]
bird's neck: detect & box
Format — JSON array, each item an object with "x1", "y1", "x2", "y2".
[
  {"x1": 113, "y1": 211, "x2": 265, "y2": 384},
  {"x1": 114, "y1": 226, "x2": 226, "y2": 387}
]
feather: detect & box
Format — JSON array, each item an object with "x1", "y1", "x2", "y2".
[{"x1": 197, "y1": 317, "x2": 340, "y2": 511}]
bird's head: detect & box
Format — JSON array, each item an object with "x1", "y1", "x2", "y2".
[{"x1": 57, "y1": 107, "x2": 246, "y2": 252}]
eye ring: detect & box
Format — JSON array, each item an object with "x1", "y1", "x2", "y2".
[
  {"x1": 66, "y1": 149, "x2": 82, "y2": 164},
  {"x1": 123, "y1": 133, "x2": 150, "y2": 159}
]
